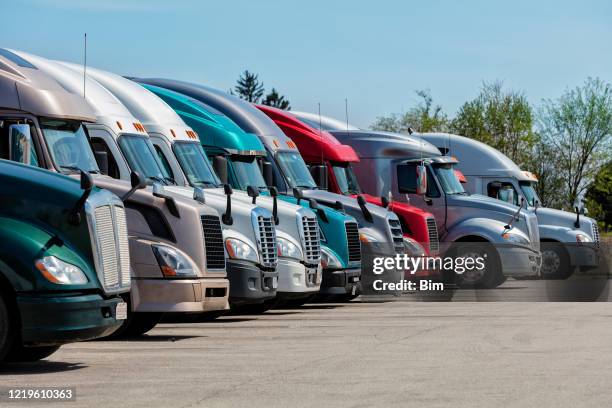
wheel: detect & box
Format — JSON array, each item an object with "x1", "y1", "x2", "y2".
[
  {"x1": 456, "y1": 242, "x2": 503, "y2": 289},
  {"x1": 120, "y1": 313, "x2": 162, "y2": 337},
  {"x1": 5, "y1": 345, "x2": 60, "y2": 362},
  {"x1": 540, "y1": 242, "x2": 573, "y2": 279},
  {"x1": 0, "y1": 294, "x2": 16, "y2": 362}
]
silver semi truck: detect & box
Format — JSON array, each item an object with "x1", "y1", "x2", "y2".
[{"x1": 418, "y1": 132, "x2": 600, "y2": 279}]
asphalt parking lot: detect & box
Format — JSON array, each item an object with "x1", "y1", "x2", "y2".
[{"x1": 2, "y1": 281, "x2": 612, "y2": 408}]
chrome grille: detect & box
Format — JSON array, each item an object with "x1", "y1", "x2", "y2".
[
  {"x1": 257, "y1": 215, "x2": 277, "y2": 268},
  {"x1": 426, "y1": 217, "x2": 439, "y2": 255},
  {"x1": 301, "y1": 215, "x2": 321, "y2": 265},
  {"x1": 388, "y1": 218, "x2": 404, "y2": 254},
  {"x1": 592, "y1": 222, "x2": 600, "y2": 243},
  {"x1": 345, "y1": 221, "x2": 361, "y2": 263},
  {"x1": 201, "y1": 215, "x2": 226, "y2": 270},
  {"x1": 115, "y1": 206, "x2": 131, "y2": 287},
  {"x1": 89, "y1": 202, "x2": 131, "y2": 294}
]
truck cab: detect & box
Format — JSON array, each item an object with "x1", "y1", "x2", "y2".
[
  {"x1": 257, "y1": 106, "x2": 440, "y2": 262},
  {"x1": 8, "y1": 49, "x2": 230, "y2": 334},
  {"x1": 418, "y1": 132, "x2": 600, "y2": 279},
  {"x1": 328, "y1": 129, "x2": 542, "y2": 288},
  {"x1": 138, "y1": 83, "x2": 360, "y2": 300},
  {"x1": 135, "y1": 79, "x2": 407, "y2": 297},
  {"x1": 0, "y1": 51, "x2": 130, "y2": 360}
]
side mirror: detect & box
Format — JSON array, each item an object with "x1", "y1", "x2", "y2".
[
  {"x1": 416, "y1": 164, "x2": 427, "y2": 196},
  {"x1": 262, "y1": 161, "x2": 274, "y2": 187},
  {"x1": 222, "y1": 184, "x2": 233, "y2": 225},
  {"x1": 269, "y1": 186, "x2": 279, "y2": 225},
  {"x1": 213, "y1": 155, "x2": 228, "y2": 184},
  {"x1": 380, "y1": 195, "x2": 390, "y2": 209},
  {"x1": 8, "y1": 124, "x2": 32, "y2": 165},
  {"x1": 122, "y1": 171, "x2": 147, "y2": 201},
  {"x1": 193, "y1": 187, "x2": 206, "y2": 204},
  {"x1": 94, "y1": 150, "x2": 109, "y2": 175},
  {"x1": 309, "y1": 164, "x2": 328, "y2": 190},
  {"x1": 357, "y1": 195, "x2": 373, "y2": 223},
  {"x1": 293, "y1": 187, "x2": 304, "y2": 204},
  {"x1": 69, "y1": 170, "x2": 94, "y2": 225},
  {"x1": 247, "y1": 185, "x2": 259, "y2": 204},
  {"x1": 308, "y1": 198, "x2": 318, "y2": 210}
]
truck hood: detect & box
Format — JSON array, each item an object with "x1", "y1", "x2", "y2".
[{"x1": 536, "y1": 207, "x2": 597, "y2": 239}]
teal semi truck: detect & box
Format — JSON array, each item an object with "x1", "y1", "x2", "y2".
[
  {"x1": 0, "y1": 159, "x2": 130, "y2": 362},
  {"x1": 141, "y1": 84, "x2": 363, "y2": 299}
]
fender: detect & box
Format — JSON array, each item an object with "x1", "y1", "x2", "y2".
[
  {"x1": 0, "y1": 217, "x2": 97, "y2": 293},
  {"x1": 539, "y1": 226, "x2": 599, "y2": 267},
  {"x1": 444, "y1": 217, "x2": 512, "y2": 244}
]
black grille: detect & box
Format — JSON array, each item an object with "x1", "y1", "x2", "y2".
[
  {"x1": 426, "y1": 217, "x2": 439, "y2": 255},
  {"x1": 301, "y1": 216, "x2": 321, "y2": 265},
  {"x1": 592, "y1": 223, "x2": 600, "y2": 243},
  {"x1": 345, "y1": 222, "x2": 361, "y2": 263},
  {"x1": 257, "y1": 215, "x2": 277, "y2": 268},
  {"x1": 388, "y1": 218, "x2": 404, "y2": 254},
  {"x1": 201, "y1": 215, "x2": 226, "y2": 270}
]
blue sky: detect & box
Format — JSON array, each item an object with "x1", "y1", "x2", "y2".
[{"x1": 2, "y1": 0, "x2": 611, "y2": 128}]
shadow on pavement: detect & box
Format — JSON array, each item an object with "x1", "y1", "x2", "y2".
[{"x1": 0, "y1": 360, "x2": 87, "y2": 375}]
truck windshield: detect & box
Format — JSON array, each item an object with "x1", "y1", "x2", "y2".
[
  {"x1": 230, "y1": 155, "x2": 267, "y2": 190},
  {"x1": 519, "y1": 181, "x2": 540, "y2": 206},
  {"x1": 118, "y1": 134, "x2": 169, "y2": 184},
  {"x1": 276, "y1": 151, "x2": 317, "y2": 189},
  {"x1": 173, "y1": 141, "x2": 220, "y2": 188},
  {"x1": 332, "y1": 163, "x2": 361, "y2": 195},
  {"x1": 432, "y1": 164, "x2": 465, "y2": 195},
  {"x1": 40, "y1": 119, "x2": 100, "y2": 174}
]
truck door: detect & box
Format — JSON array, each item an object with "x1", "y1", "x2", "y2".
[{"x1": 396, "y1": 162, "x2": 447, "y2": 236}]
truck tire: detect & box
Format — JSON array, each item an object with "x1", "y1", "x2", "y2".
[
  {"x1": 540, "y1": 242, "x2": 573, "y2": 280},
  {"x1": 0, "y1": 294, "x2": 16, "y2": 362},
  {"x1": 456, "y1": 243, "x2": 504, "y2": 289},
  {"x1": 5, "y1": 345, "x2": 60, "y2": 362},
  {"x1": 119, "y1": 313, "x2": 162, "y2": 338}
]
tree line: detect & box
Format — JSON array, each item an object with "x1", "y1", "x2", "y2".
[{"x1": 371, "y1": 79, "x2": 612, "y2": 231}]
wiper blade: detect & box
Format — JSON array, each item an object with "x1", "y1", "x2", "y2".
[
  {"x1": 193, "y1": 180, "x2": 216, "y2": 187},
  {"x1": 164, "y1": 176, "x2": 176, "y2": 185},
  {"x1": 59, "y1": 165, "x2": 81, "y2": 173},
  {"x1": 148, "y1": 176, "x2": 168, "y2": 185}
]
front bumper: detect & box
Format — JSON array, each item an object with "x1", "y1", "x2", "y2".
[
  {"x1": 131, "y1": 277, "x2": 229, "y2": 313},
  {"x1": 498, "y1": 246, "x2": 541, "y2": 277},
  {"x1": 227, "y1": 260, "x2": 278, "y2": 306},
  {"x1": 276, "y1": 258, "x2": 321, "y2": 296},
  {"x1": 566, "y1": 244, "x2": 600, "y2": 268},
  {"x1": 320, "y1": 268, "x2": 361, "y2": 295},
  {"x1": 17, "y1": 293, "x2": 124, "y2": 346}
]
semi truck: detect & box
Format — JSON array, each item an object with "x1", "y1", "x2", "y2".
[
  {"x1": 139, "y1": 84, "x2": 361, "y2": 300},
  {"x1": 54, "y1": 63, "x2": 284, "y2": 311},
  {"x1": 7, "y1": 49, "x2": 230, "y2": 334},
  {"x1": 417, "y1": 132, "x2": 600, "y2": 279},
  {"x1": 0, "y1": 51, "x2": 131, "y2": 360},
  {"x1": 135, "y1": 79, "x2": 409, "y2": 296},
  {"x1": 256, "y1": 105, "x2": 440, "y2": 263},
  {"x1": 325, "y1": 125, "x2": 541, "y2": 288}
]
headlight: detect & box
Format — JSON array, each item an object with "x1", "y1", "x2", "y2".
[
  {"x1": 225, "y1": 238, "x2": 259, "y2": 263},
  {"x1": 277, "y1": 237, "x2": 303, "y2": 260},
  {"x1": 576, "y1": 234, "x2": 592, "y2": 243},
  {"x1": 35, "y1": 256, "x2": 88, "y2": 285},
  {"x1": 501, "y1": 232, "x2": 530, "y2": 246},
  {"x1": 152, "y1": 245, "x2": 198, "y2": 277},
  {"x1": 320, "y1": 246, "x2": 343, "y2": 269},
  {"x1": 359, "y1": 232, "x2": 380, "y2": 243},
  {"x1": 403, "y1": 236, "x2": 427, "y2": 257}
]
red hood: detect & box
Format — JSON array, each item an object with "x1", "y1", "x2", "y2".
[
  {"x1": 256, "y1": 104, "x2": 359, "y2": 163},
  {"x1": 354, "y1": 193, "x2": 433, "y2": 218}
]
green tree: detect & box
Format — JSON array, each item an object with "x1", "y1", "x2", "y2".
[
  {"x1": 537, "y1": 77, "x2": 612, "y2": 209},
  {"x1": 585, "y1": 161, "x2": 612, "y2": 231},
  {"x1": 371, "y1": 89, "x2": 449, "y2": 133},
  {"x1": 450, "y1": 81, "x2": 536, "y2": 168},
  {"x1": 234, "y1": 70, "x2": 264, "y2": 103},
  {"x1": 262, "y1": 88, "x2": 291, "y2": 110}
]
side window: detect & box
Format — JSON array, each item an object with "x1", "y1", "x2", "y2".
[
  {"x1": 487, "y1": 181, "x2": 519, "y2": 205},
  {"x1": 397, "y1": 164, "x2": 440, "y2": 197},
  {"x1": 153, "y1": 145, "x2": 173, "y2": 179},
  {"x1": 91, "y1": 137, "x2": 120, "y2": 179}
]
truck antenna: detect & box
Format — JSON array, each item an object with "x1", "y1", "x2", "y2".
[
  {"x1": 345, "y1": 98, "x2": 350, "y2": 133},
  {"x1": 318, "y1": 102, "x2": 324, "y2": 166},
  {"x1": 83, "y1": 32, "x2": 87, "y2": 99}
]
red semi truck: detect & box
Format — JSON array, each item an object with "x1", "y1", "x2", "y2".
[{"x1": 256, "y1": 105, "x2": 440, "y2": 260}]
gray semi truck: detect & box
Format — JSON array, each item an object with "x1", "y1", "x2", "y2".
[{"x1": 418, "y1": 132, "x2": 600, "y2": 279}]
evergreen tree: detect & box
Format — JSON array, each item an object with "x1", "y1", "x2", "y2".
[
  {"x1": 234, "y1": 70, "x2": 264, "y2": 103},
  {"x1": 262, "y1": 88, "x2": 291, "y2": 110}
]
